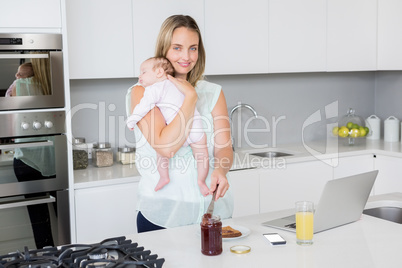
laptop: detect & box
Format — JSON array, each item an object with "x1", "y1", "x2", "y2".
[{"x1": 262, "y1": 170, "x2": 379, "y2": 233}]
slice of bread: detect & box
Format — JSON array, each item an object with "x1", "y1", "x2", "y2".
[{"x1": 222, "y1": 226, "x2": 242, "y2": 238}]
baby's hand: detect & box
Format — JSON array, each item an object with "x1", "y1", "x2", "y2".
[
  {"x1": 126, "y1": 116, "x2": 136, "y2": 130},
  {"x1": 167, "y1": 75, "x2": 197, "y2": 98}
]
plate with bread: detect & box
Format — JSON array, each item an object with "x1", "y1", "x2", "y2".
[{"x1": 222, "y1": 225, "x2": 251, "y2": 241}]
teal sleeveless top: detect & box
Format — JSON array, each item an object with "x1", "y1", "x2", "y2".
[{"x1": 125, "y1": 80, "x2": 234, "y2": 228}]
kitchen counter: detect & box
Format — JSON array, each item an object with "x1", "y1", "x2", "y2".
[
  {"x1": 74, "y1": 161, "x2": 140, "y2": 189},
  {"x1": 74, "y1": 139, "x2": 402, "y2": 188},
  {"x1": 126, "y1": 193, "x2": 402, "y2": 268},
  {"x1": 234, "y1": 139, "x2": 402, "y2": 169}
]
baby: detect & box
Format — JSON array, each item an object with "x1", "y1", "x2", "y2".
[
  {"x1": 126, "y1": 57, "x2": 210, "y2": 196},
  {"x1": 5, "y1": 62, "x2": 34, "y2": 97}
]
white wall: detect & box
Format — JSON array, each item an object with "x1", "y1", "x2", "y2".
[
  {"x1": 70, "y1": 71, "x2": 377, "y2": 150},
  {"x1": 374, "y1": 71, "x2": 402, "y2": 138}
]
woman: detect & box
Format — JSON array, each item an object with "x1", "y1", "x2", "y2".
[{"x1": 127, "y1": 15, "x2": 233, "y2": 232}]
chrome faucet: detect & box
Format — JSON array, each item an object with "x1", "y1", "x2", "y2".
[{"x1": 229, "y1": 103, "x2": 258, "y2": 151}]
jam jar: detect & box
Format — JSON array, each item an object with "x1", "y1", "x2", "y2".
[{"x1": 200, "y1": 213, "x2": 222, "y2": 256}]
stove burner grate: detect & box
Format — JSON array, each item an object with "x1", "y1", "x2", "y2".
[{"x1": 0, "y1": 237, "x2": 164, "y2": 268}]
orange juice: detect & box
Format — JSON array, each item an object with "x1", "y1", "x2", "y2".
[{"x1": 296, "y1": 211, "x2": 314, "y2": 241}]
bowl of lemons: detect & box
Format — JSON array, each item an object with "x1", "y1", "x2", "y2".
[{"x1": 332, "y1": 108, "x2": 371, "y2": 145}]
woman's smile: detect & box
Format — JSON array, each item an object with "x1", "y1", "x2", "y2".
[{"x1": 178, "y1": 61, "x2": 190, "y2": 67}]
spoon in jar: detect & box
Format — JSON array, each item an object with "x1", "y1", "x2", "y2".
[{"x1": 206, "y1": 188, "x2": 218, "y2": 215}]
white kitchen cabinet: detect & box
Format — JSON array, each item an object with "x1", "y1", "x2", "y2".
[
  {"x1": 229, "y1": 169, "x2": 260, "y2": 217},
  {"x1": 259, "y1": 159, "x2": 333, "y2": 213},
  {"x1": 333, "y1": 154, "x2": 374, "y2": 179},
  {"x1": 0, "y1": 0, "x2": 61, "y2": 29},
  {"x1": 374, "y1": 154, "x2": 402, "y2": 195},
  {"x1": 132, "y1": 0, "x2": 204, "y2": 77},
  {"x1": 268, "y1": 0, "x2": 326, "y2": 73},
  {"x1": 204, "y1": 0, "x2": 269, "y2": 75},
  {"x1": 75, "y1": 182, "x2": 138, "y2": 243},
  {"x1": 377, "y1": 0, "x2": 402, "y2": 70},
  {"x1": 327, "y1": 0, "x2": 377, "y2": 71},
  {"x1": 66, "y1": 0, "x2": 134, "y2": 79}
]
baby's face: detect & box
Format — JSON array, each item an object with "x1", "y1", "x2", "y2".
[
  {"x1": 139, "y1": 60, "x2": 159, "y2": 87},
  {"x1": 15, "y1": 66, "x2": 31, "y2": 79}
]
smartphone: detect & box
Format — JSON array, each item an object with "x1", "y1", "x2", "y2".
[{"x1": 263, "y1": 233, "x2": 287, "y2": 245}]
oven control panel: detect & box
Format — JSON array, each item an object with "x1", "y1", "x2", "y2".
[{"x1": 0, "y1": 111, "x2": 66, "y2": 138}]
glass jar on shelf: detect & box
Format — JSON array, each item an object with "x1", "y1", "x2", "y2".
[
  {"x1": 117, "y1": 146, "x2": 136, "y2": 165},
  {"x1": 72, "y1": 137, "x2": 88, "y2": 170},
  {"x1": 92, "y1": 142, "x2": 114, "y2": 167}
]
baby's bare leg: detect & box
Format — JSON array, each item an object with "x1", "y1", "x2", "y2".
[
  {"x1": 155, "y1": 153, "x2": 170, "y2": 191},
  {"x1": 190, "y1": 135, "x2": 210, "y2": 196}
]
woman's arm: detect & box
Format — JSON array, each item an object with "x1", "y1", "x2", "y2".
[
  {"x1": 130, "y1": 77, "x2": 198, "y2": 157},
  {"x1": 209, "y1": 90, "x2": 233, "y2": 200}
]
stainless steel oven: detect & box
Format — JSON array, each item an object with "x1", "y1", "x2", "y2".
[
  {"x1": 0, "y1": 33, "x2": 64, "y2": 111},
  {"x1": 0, "y1": 106, "x2": 70, "y2": 253}
]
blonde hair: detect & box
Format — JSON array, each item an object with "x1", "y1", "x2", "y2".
[
  {"x1": 31, "y1": 52, "x2": 52, "y2": 95},
  {"x1": 148, "y1": 56, "x2": 175, "y2": 77},
  {"x1": 154, "y1": 15, "x2": 205, "y2": 87}
]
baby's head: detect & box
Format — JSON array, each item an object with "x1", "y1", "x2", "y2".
[
  {"x1": 15, "y1": 62, "x2": 34, "y2": 79},
  {"x1": 139, "y1": 57, "x2": 174, "y2": 87}
]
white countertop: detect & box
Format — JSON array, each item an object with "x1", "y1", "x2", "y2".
[
  {"x1": 74, "y1": 161, "x2": 140, "y2": 189},
  {"x1": 74, "y1": 139, "x2": 402, "y2": 188},
  {"x1": 125, "y1": 193, "x2": 402, "y2": 268}
]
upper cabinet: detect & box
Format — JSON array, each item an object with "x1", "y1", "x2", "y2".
[
  {"x1": 377, "y1": 0, "x2": 402, "y2": 70},
  {"x1": 66, "y1": 0, "x2": 134, "y2": 79},
  {"x1": 132, "y1": 0, "x2": 204, "y2": 77},
  {"x1": 0, "y1": 0, "x2": 61, "y2": 30},
  {"x1": 327, "y1": 0, "x2": 377, "y2": 71},
  {"x1": 204, "y1": 0, "x2": 269, "y2": 75},
  {"x1": 65, "y1": 0, "x2": 402, "y2": 79},
  {"x1": 268, "y1": 0, "x2": 326, "y2": 73}
]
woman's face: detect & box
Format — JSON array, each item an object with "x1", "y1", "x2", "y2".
[{"x1": 166, "y1": 27, "x2": 199, "y2": 80}]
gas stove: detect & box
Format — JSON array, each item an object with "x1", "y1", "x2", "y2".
[{"x1": 0, "y1": 236, "x2": 164, "y2": 268}]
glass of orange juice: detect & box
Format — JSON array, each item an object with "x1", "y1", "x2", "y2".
[{"x1": 295, "y1": 201, "x2": 314, "y2": 245}]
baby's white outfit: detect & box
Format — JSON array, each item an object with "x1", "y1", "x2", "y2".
[{"x1": 126, "y1": 79, "x2": 204, "y2": 146}]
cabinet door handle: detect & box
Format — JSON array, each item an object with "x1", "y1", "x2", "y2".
[{"x1": 0, "y1": 195, "x2": 55, "y2": 210}]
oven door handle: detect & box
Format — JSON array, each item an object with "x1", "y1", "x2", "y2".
[
  {"x1": 0, "y1": 140, "x2": 53, "y2": 150},
  {"x1": 0, "y1": 195, "x2": 55, "y2": 210},
  {"x1": 0, "y1": 54, "x2": 49, "y2": 59}
]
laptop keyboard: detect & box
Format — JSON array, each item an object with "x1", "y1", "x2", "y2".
[{"x1": 285, "y1": 223, "x2": 296, "y2": 229}]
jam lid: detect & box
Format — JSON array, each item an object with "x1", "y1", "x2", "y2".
[{"x1": 230, "y1": 245, "x2": 251, "y2": 254}]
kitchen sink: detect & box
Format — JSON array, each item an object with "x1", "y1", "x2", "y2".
[
  {"x1": 250, "y1": 151, "x2": 293, "y2": 158},
  {"x1": 363, "y1": 207, "x2": 402, "y2": 224}
]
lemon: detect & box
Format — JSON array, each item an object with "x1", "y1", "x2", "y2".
[
  {"x1": 332, "y1": 127, "x2": 339, "y2": 136},
  {"x1": 346, "y1": 122, "x2": 354, "y2": 129},
  {"x1": 364, "y1": 127, "x2": 369, "y2": 134},
  {"x1": 349, "y1": 128, "x2": 360, "y2": 138},
  {"x1": 359, "y1": 127, "x2": 367, "y2": 137},
  {"x1": 338, "y1": 126, "x2": 349, "y2": 138}
]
